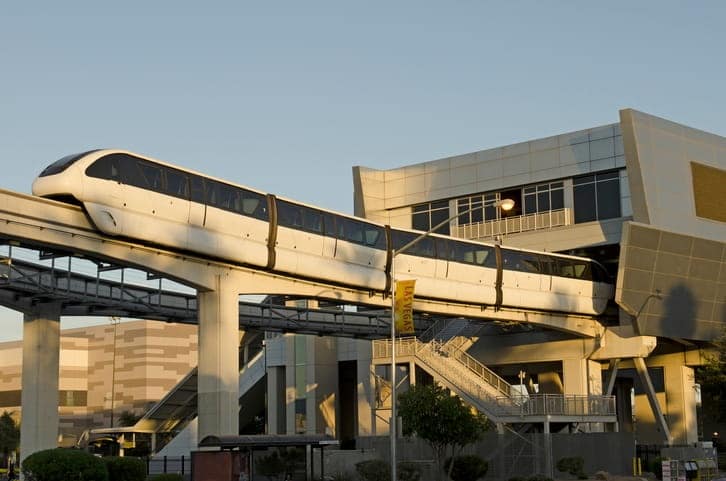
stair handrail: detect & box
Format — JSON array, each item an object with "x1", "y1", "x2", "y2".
[{"x1": 439, "y1": 340, "x2": 511, "y2": 397}]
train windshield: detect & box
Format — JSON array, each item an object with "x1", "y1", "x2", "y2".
[{"x1": 39, "y1": 150, "x2": 100, "y2": 177}]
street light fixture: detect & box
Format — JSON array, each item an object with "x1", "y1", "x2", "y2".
[{"x1": 389, "y1": 198, "x2": 515, "y2": 481}]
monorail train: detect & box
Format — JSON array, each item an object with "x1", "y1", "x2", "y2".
[{"x1": 32, "y1": 149, "x2": 614, "y2": 315}]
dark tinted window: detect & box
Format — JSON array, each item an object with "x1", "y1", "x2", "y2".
[
  {"x1": 502, "y1": 250, "x2": 541, "y2": 273},
  {"x1": 574, "y1": 171, "x2": 621, "y2": 223},
  {"x1": 86, "y1": 155, "x2": 121, "y2": 181},
  {"x1": 450, "y1": 240, "x2": 494, "y2": 266},
  {"x1": 391, "y1": 230, "x2": 435, "y2": 258},
  {"x1": 40, "y1": 150, "x2": 100, "y2": 177},
  {"x1": 203, "y1": 179, "x2": 267, "y2": 220},
  {"x1": 277, "y1": 200, "x2": 322, "y2": 234},
  {"x1": 164, "y1": 168, "x2": 189, "y2": 199},
  {"x1": 574, "y1": 182, "x2": 597, "y2": 223},
  {"x1": 597, "y1": 179, "x2": 621, "y2": 219},
  {"x1": 555, "y1": 259, "x2": 591, "y2": 280},
  {"x1": 338, "y1": 217, "x2": 385, "y2": 249},
  {"x1": 190, "y1": 176, "x2": 205, "y2": 203}
]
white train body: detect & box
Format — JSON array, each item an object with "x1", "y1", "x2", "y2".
[{"x1": 32, "y1": 149, "x2": 614, "y2": 316}]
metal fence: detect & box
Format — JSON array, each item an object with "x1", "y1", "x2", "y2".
[{"x1": 452, "y1": 208, "x2": 573, "y2": 240}]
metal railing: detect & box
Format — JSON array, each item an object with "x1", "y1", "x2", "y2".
[
  {"x1": 495, "y1": 394, "x2": 616, "y2": 417},
  {"x1": 372, "y1": 337, "x2": 616, "y2": 420},
  {"x1": 452, "y1": 208, "x2": 572, "y2": 240}
]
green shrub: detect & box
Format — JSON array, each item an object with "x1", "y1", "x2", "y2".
[
  {"x1": 149, "y1": 474, "x2": 184, "y2": 481},
  {"x1": 557, "y1": 456, "x2": 585, "y2": 479},
  {"x1": 102, "y1": 457, "x2": 145, "y2": 481},
  {"x1": 21, "y1": 448, "x2": 108, "y2": 481},
  {"x1": 508, "y1": 477, "x2": 527, "y2": 481},
  {"x1": 355, "y1": 459, "x2": 389, "y2": 481},
  {"x1": 444, "y1": 455, "x2": 488, "y2": 481}
]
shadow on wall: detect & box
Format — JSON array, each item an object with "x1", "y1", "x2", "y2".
[{"x1": 656, "y1": 284, "x2": 698, "y2": 340}]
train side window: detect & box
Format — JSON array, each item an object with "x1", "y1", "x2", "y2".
[
  {"x1": 391, "y1": 230, "x2": 416, "y2": 252},
  {"x1": 86, "y1": 155, "x2": 120, "y2": 181},
  {"x1": 572, "y1": 261, "x2": 592, "y2": 280},
  {"x1": 502, "y1": 250, "x2": 541, "y2": 273},
  {"x1": 276, "y1": 200, "x2": 299, "y2": 227},
  {"x1": 190, "y1": 177, "x2": 205, "y2": 203},
  {"x1": 364, "y1": 227, "x2": 382, "y2": 247},
  {"x1": 322, "y1": 213, "x2": 337, "y2": 238},
  {"x1": 241, "y1": 192, "x2": 267, "y2": 220},
  {"x1": 205, "y1": 180, "x2": 221, "y2": 207},
  {"x1": 303, "y1": 209, "x2": 322, "y2": 233},
  {"x1": 139, "y1": 162, "x2": 162, "y2": 191},
  {"x1": 343, "y1": 219, "x2": 364, "y2": 244},
  {"x1": 474, "y1": 248, "x2": 491, "y2": 266},
  {"x1": 119, "y1": 156, "x2": 150, "y2": 189},
  {"x1": 436, "y1": 238, "x2": 452, "y2": 261},
  {"x1": 164, "y1": 168, "x2": 189, "y2": 199},
  {"x1": 409, "y1": 236, "x2": 435, "y2": 258},
  {"x1": 538, "y1": 255, "x2": 555, "y2": 275}
]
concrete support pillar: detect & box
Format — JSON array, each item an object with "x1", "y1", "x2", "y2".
[
  {"x1": 20, "y1": 303, "x2": 61, "y2": 463},
  {"x1": 562, "y1": 358, "x2": 602, "y2": 395},
  {"x1": 266, "y1": 366, "x2": 284, "y2": 434},
  {"x1": 197, "y1": 276, "x2": 240, "y2": 442},
  {"x1": 664, "y1": 361, "x2": 698, "y2": 444},
  {"x1": 356, "y1": 341, "x2": 374, "y2": 437}
]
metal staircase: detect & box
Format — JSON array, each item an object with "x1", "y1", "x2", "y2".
[{"x1": 373, "y1": 320, "x2": 616, "y2": 425}]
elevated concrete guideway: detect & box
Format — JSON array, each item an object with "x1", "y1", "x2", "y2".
[{"x1": 0, "y1": 187, "x2": 607, "y2": 462}]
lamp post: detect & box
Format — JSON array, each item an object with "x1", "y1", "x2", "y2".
[{"x1": 389, "y1": 198, "x2": 514, "y2": 481}]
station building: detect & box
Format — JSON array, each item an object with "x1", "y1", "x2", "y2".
[{"x1": 256, "y1": 109, "x2": 725, "y2": 451}]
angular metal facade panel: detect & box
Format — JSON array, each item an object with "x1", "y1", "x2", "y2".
[{"x1": 617, "y1": 222, "x2": 726, "y2": 341}]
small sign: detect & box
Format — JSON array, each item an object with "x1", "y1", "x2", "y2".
[{"x1": 394, "y1": 280, "x2": 416, "y2": 334}]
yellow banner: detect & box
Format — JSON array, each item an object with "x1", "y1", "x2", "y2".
[{"x1": 394, "y1": 279, "x2": 416, "y2": 334}]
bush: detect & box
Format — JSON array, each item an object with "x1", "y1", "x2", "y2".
[
  {"x1": 355, "y1": 459, "x2": 389, "y2": 481},
  {"x1": 21, "y1": 448, "x2": 108, "y2": 481},
  {"x1": 149, "y1": 474, "x2": 184, "y2": 481},
  {"x1": 557, "y1": 456, "x2": 586, "y2": 479},
  {"x1": 102, "y1": 457, "x2": 146, "y2": 481},
  {"x1": 444, "y1": 455, "x2": 488, "y2": 481}
]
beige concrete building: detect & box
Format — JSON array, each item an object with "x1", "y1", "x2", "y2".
[
  {"x1": 262, "y1": 109, "x2": 724, "y2": 449},
  {"x1": 0, "y1": 320, "x2": 197, "y2": 446},
  {"x1": 349, "y1": 108, "x2": 725, "y2": 445}
]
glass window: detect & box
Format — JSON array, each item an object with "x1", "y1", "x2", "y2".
[
  {"x1": 597, "y1": 179, "x2": 621, "y2": 219},
  {"x1": 573, "y1": 170, "x2": 622, "y2": 223},
  {"x1": 574, "y1": 182, "x2": 597, "y2": 223},
  {"x1": 502, "y1": 250, "x2": 541, "y2": 273},
  {"x1": 523, "y1": 181, "x2": 564, "y2": 215},
  {"x1": 190, "y1": 176, "x2": 204, "y2": 203},
  {"x1": 86, "y1": 155, "x2": 121, "y2": 181},
  {"x1": 41, "y1": 150, "x2": 100, "y2": 177},
  {"x1": 164, "y1": 168, "x2": 189, "y2": 199},
  {"x1": 411, "y1": 201, "x2": 450, "y2": 235}
]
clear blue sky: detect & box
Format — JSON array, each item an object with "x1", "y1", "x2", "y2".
[{"x1": 1, "y1": 1, "x2": 724, "y2": 340}]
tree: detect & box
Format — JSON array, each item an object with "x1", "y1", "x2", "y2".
[
  {"x1": 697, "y1": 328, "x2": 726, "y2": 443},
  {"x1": 398, "y1": 383, "x2": 490, "y2": 480},
  {"x1": 0, "y1": 411, "x2": 19, "y2": 468}
]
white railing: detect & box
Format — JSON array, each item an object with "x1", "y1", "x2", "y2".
[{"x1": 453, "y1": 208, "x2": 572, "y2": 240}]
